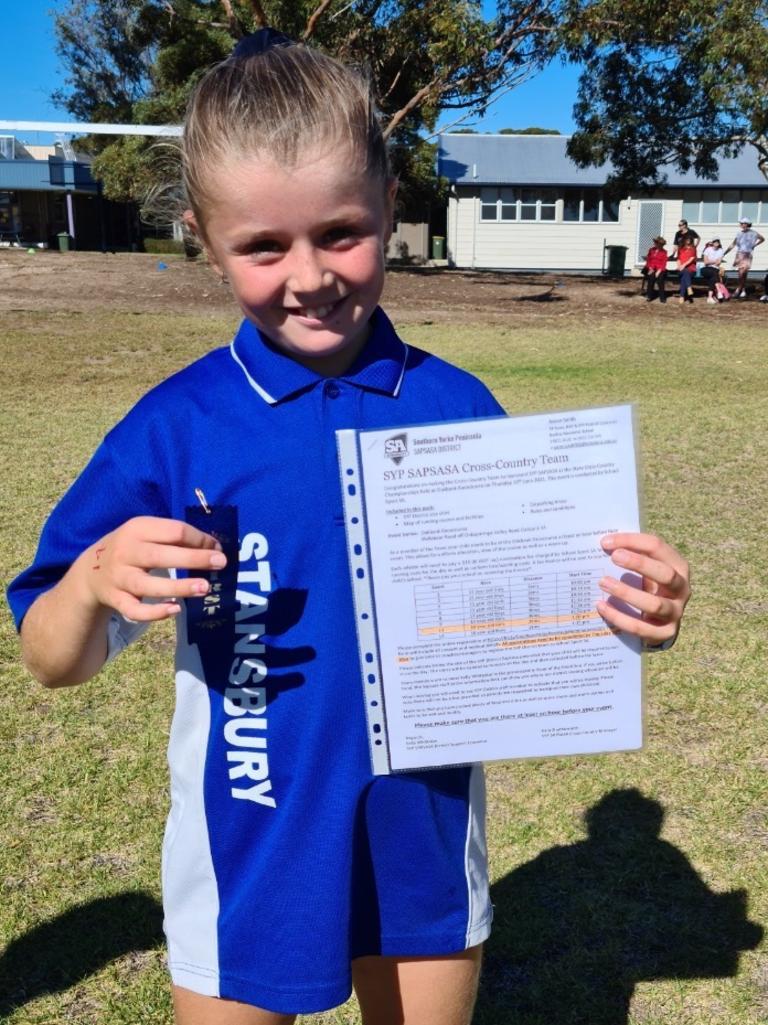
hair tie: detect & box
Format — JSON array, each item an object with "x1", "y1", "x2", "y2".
[{"x1": 232, "y1": 27, "x2": 294, "y2": 60}]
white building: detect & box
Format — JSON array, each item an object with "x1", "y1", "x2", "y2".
[{"x1": 439, "y1": 134, "x2": 768, "y2": 275}]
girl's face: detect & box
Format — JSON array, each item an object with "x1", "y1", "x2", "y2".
[{"x1": 195, "y1": 149, "x2": 396, "y2": 377}]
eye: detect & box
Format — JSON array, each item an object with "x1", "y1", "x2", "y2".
[
  {"x1": 231, "y1": 237, "x2": 283, "y2": 261},
  {"x1": 249, "y1": 238, "x2": 282, "y2": 256},
  {"x1": 323, "y1": 225, "x2": 358, "y2": 247}
]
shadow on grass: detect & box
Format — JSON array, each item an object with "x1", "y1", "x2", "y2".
[
  {"x1": 0, "y1": 890, "x2": 163, "y2": 1015},
  {"x1": 475, "y1": 788, "x2": 763, "y2": 1025},
  {"x1": 2, "y1": 793, "x2": 762, "y2": 1021}
]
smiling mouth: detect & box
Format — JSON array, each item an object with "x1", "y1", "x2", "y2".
[{"x1": 286, "y1": 297, "x2": 345, "y2": 320}]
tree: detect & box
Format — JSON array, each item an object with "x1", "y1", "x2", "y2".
[
  {"x1": 499, "y1": 126, "x2": 560, "y2": 133},
  {"x1": 53, "y1": 0, "x2": 562, "y2": 211},
  {"x1": 559, "y1": 0, "x2": 768, "y2": 189}
]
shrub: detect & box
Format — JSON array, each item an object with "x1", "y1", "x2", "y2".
[{"x1": 142, "y1": 238, "x2": 186, "y2": 255}]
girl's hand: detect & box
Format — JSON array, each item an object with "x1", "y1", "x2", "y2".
[
  {"x1": 596, "y1": 533, "x2": 690, "y2": 649},
  {"x1": 81, "y1": 516, "x2": 226, "y2": 623}
]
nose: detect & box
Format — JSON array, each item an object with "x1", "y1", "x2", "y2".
[{"x1": 286, "y1": 243, "x2": 332, "y2": 296}]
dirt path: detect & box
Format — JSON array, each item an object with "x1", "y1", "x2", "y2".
[{"x1": 1, "y1": 249, "x2": 765, "y2": 326}]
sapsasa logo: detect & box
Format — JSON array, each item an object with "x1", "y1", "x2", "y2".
[{"x1": 384, "y1": 433, "x2": 408, "y2": 464}]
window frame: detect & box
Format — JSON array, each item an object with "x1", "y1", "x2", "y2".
[
  {"x1": 682, "y1": 189, "x2": 766, "y2": 226},
  {"x1": 479, "y1": 187, "x2": 557, "y2": 222},
  {"x1": 562, "y1": 187, "x2": 620, "y2": 224}
]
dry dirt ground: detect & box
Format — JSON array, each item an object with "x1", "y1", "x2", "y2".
[{"x1": 1, "y1": 248, "x2": 767, "y2": 325}]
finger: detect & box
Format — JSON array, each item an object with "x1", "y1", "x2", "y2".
[
  {"x1": 121, "y1": 568, "x2": 216, "y2": 601},
  {"x1": 598, "y1": 575, "x2": 679, "y2": 623},
  {"x1": 604, "y1": 548, "x2": 688, "y2": 597},
  {"x1": 128, "y1": 516, "x2": 223, "y2": 551},
  {"x1": 601, "y1": 541, "x2": 689, "y2": 597},
  {"x1": 601, "y1": 532, "x2": 689, "y2": 578},
  {"x1": 596, "y1": 599, "x2": 677, "y2": 644},
  {"x1": 110, "y1": 592, "x2": 183, "y2": 623},
  {"x1": 132, "y1": 542, "x2": 227, "y2": 573}
]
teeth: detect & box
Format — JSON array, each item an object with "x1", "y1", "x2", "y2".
[{"x1": 296, "y1": 303, "x2": 334, "y2": 319}]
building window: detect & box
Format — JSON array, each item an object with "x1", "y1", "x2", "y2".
[
  {"x1": 500, "y1": 187, "x2": 517, "y2": 220},
  {"x1": 480, "y1": 187, "x2": 556, "y2": 221},
  {"x1": 480, "y1": 187, "x2": 499, "y2": 220},
  {"x1": 683, "y1": 190, "x2": 767, "y2": 225},
  {"x1": 741, "y1": 192, "x2": 760, "y2": 223},
  {"x1": 563, "y1": 188, "x2": 620, "y2": 222},
  {"x1": 0, "y1": 191, "x2": 20, "y2": 235},
  {"x1": 481, "y1": 187, "x2": 519, "y2": 220}
]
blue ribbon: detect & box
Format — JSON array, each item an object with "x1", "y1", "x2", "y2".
[{"x1": 232, "y1": 28, "x2": 295, "y2": 60}]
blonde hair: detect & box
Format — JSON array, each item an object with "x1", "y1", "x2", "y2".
[{"x1": 183, "y1": 43, "x2": 390, "y2": 235}]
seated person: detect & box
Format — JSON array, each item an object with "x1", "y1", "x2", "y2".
[
  {"x1": 701, "y1": 239, "x2": 725, "y2": 304},
  {"x1": 676, "y1": 237, "x2": 698, "y2": 304},
  {"x1": 643, "y1": 236, "x2": 668, "y2": 303}
]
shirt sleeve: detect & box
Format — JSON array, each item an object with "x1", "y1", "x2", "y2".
[
  {"x1": 471, "y1": 380, "x2": 507, "y2": 419},
  {"x1": 6, "y1": 428, "x2": 169, "y2": 633}
]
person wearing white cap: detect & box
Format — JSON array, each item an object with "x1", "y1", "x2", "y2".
[{"x1": 723, "y1": 218, "x2": 765, "y2": 298}]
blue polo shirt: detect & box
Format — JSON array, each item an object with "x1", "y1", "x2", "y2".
[{"x1": 8, "y1": 308, "x2": 504, "y2": 1013}]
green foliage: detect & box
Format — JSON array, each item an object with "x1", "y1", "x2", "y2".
[
  {"x1": 499, "y1": 126, "x2": 561, "y2": 134},
  {"x1": 91, "y1": 135, "x2": 160, "y2": 204},
  {"x1": 51, "y1": 1, "x2": 768, "y2": 205},
  {"x1": 559, "y1": 0, "x2": 768, "y2": 189},
  {"x1": 142, "y1": 238, "x2": 186, "y2": 254},
  {"x1": 53, "y1": 0, "x2": 559, "y2": 207}
]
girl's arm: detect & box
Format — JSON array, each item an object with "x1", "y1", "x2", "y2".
[{"x1": 20, "y1": 517, "x2": 225, "y2": 687}]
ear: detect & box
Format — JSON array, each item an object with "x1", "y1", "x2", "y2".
[{"x1": 183, "y1": 209, "x2": 221, "y2": 276}]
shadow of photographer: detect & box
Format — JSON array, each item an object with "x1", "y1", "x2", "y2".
[
  {"x1": 0, "y1": 891, "x2": 164, "y2": 1015},
  {"x1": 1, "y1": 791, "x2": 761, "y2": 1021},
  {"x1": 476, "y1": 788, "x2": 763, "y2": 1024}
]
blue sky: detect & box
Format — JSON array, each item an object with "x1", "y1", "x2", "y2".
[{"x1": 1, "y1": 1, "x2": 580, "y2": 139}]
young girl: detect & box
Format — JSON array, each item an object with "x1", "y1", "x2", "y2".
[{"x1": 8, "y1": 35, "x2": 691, "y2": 1025}]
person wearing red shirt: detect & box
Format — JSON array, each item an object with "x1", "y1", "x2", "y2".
[
  {"x1": 676, "y1": 238, "x2": 698, "y2": 304},
  {"x1": 643, "y1": 236, "x2": 668, "y2": 303}
]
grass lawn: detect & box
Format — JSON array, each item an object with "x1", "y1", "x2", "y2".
[{"x1": 1, "y1": 301, "x2": 766, "y2": 1024}]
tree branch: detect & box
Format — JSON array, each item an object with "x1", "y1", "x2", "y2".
[
  {"x1": 304, "y1": 0, "x2": 335, "y2": 40},
  {"x1": 381, "y1": 61, "x2": 407, "y2": 102},
  {"x1": 384, "y1": 77, "x2": 441, "y2": 139},
  {"x1": 248, "y1": 0, "x2": 268, "y2": 28},
  {"x1": 219, "y1": 0, "x2": 244, "y2": 37}
]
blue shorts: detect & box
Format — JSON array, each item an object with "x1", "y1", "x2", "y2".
[
  {"x1": 162, "y1": 661, "x2": 493, "y2": 1014},
  {"x1": 156, "y1": 548, "x2": 492, "y2": 1013}
]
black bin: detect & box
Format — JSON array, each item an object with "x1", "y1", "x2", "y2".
[{"x1": 604, "y1": 244, "x2": 628, "y2": 277}]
